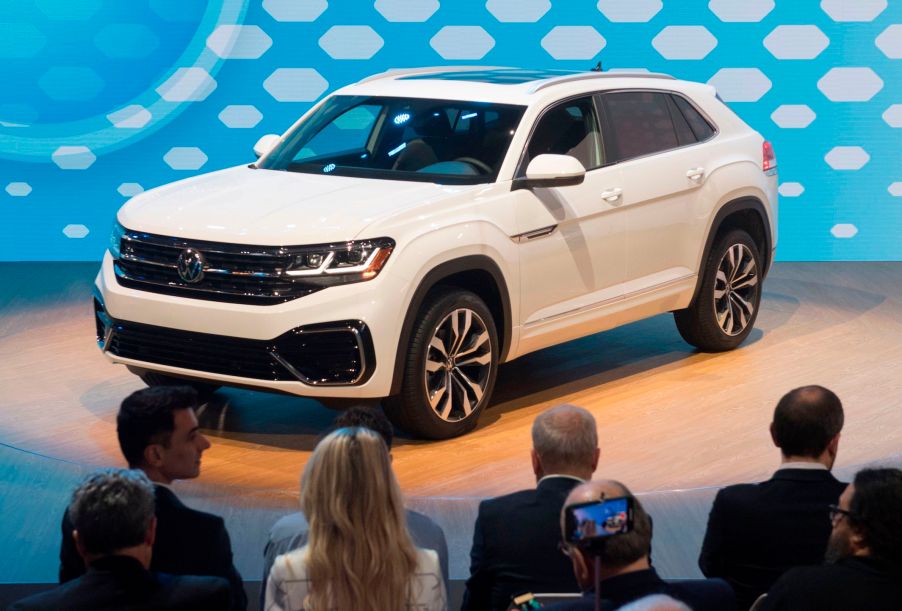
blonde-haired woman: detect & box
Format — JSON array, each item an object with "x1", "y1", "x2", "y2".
[{"x1": 265, "y1": 427, "x2": 446, "y2": 611}]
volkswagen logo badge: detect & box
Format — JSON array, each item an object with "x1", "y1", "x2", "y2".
[{"x1": 176, "y1": 248, "x2": 205, "y2": 284}]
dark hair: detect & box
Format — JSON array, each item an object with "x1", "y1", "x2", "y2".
[
  {"x1": 332, "y1": 406, "x2": 394, "y2": 449},
  {"x1": 848, "y1": 468, "x2": 902, "y2": 563},
  {"x1": 772, "y1": 385, "x2": 843, "y2": 457},
  {"x1": 69, "y1": 469, "x2": 155, "y2": 555},
  {"x1": 117, "y1": 386, "x2": 199, "y2": 467},
  {"x1": 583, "y1": 483, "x2": 652, "y2": 569}
]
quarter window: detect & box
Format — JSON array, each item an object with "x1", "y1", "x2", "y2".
[
  {"x1": 673, "y1": 95, "x2": 715, "y2": 142},
  {"x1": 602, "y1": 92, "x2": 679, "y2": 162},
  {"x1": 521, "y1": 97, "x2": 603, "y2": 173}
]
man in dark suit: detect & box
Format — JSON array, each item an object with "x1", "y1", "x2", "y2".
[
  {"x1": 13, "y1": 469, "x2": 230, "y2": 610},
  {"x1": 462, "y1": 404, "x2": 600, "y2": 611},
  {"x1": 699, "y1": 385, "x2": 847, "y2": 609},
  {"x1": 761, "y1": 468, "x2": 902, "y2": 610},
  {"x1": 547, "y1": 480, "x2": 735, "y2": 611},
  {"x1": 59, "y1": 386, "x2": 247, "y2": 610}
]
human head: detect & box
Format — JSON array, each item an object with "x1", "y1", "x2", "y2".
[
  {"x1": 117, "y1": 386, "x2": 211, "y2": 484},
  {"x1": 560, "y1": 480, "x2": 652, "y2": 588},
  {"x1": 826, "y1": 468, "x2": 902, "y2": 564},
  {"x1": 531, "y1": 404, "x2": 599, "y2": 480},
  {"x1": 69, "y1": 469, "x2": 157, "y2": 568},
  {"x1": 770, "y1": 385, "x2": 843, "y2": 465},
  {"x1": 618, "y1": 595, "x2": 692, "y2": 611},
  {"x1": 332, "y1": 406, "x2": 393, "y2": 450},
  {"x1": 300, "y1": 428, "x2": 417, "y2": 611}
]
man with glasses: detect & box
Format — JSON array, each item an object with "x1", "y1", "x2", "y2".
[
  {"x1": 699, "y1": 385, "x2": 847, "y2": 609},
  {"x1": 760, "y1": 468, "x2": 902, "y2": 610}
]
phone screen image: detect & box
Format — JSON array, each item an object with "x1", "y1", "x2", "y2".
[{"x1": 567, "y1": 496, "x2": 631, "y2": 542}]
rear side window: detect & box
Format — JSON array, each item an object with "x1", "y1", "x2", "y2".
[
  {"x1": 601, "y1": 92, "x2": 678, "y2": 162},
  {"x1": 672, "y1": 95, "x2": 715, "y2": 141}
]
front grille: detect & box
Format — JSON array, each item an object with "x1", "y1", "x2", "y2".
[
  {"x1": 114, "y1": 230, "x2": 323, "y2": 305},
  {"x1": 103, "y1": 317, "x2": 374, "y2": 385}
]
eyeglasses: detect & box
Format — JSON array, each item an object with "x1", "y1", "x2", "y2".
[{"x1": 828, "y1": 504, "x2": 853, "y2": 524}]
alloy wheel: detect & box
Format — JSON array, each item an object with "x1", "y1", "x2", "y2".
[{"x1": 713, "y1": 243, "x2": 759, "y2": 336}]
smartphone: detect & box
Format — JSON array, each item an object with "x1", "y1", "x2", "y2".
[{"x1": 564, "y1": 496, "x2": 634, "y2": 544}]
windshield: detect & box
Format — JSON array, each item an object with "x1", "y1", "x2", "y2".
[{"x1": 257, "y1": 95, "x2": 526, "y2": 184}]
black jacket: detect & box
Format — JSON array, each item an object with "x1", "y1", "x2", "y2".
[
  {"x1": 59, "y1": 484, "x2": 247, "y2": 610},
  {"x1": 462, "y1": 476, "x2": 582, "y2": 611},
  {"x1": 12, "y1": 555, "x2": 230, "y2": 610},
  {"x1": 699, "y1": 468, "x2": 845, "y2": 610}
]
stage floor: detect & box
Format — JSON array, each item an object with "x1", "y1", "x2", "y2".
[{"x1": 2, "y1": 262, "x2": 901, "y2": 587}]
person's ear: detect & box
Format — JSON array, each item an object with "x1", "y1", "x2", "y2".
[
  {"x1": 143, "y1": 444, "x2": 164, "y2": 468},
  {"x1": 531, "y1": 448, "x2": 542, "y2": 478},
  {"x1": 591, "y1": 447, "x2": 600, "y2": 473},
  {"x1": 828, "y1": 433, "x2": 841, "y2": 458},
  {"x1": 145, "y1": 516, "x2": 157, "y2": 547},
  {"x1": 572, "y1": 548, "x2": 591, "y2": 586},
  {"x1": 769, "y1": 422, "x2": 779, "y2": 448},
  {"x1": 73, "y1": 530, "x2": 88, "y2": 561}
]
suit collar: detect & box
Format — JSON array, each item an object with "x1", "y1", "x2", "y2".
[
  {"x1": 536, "y1": 475, "x2": 584, "y2": 493},
  {"x1": 771, "y1": 468, "x2": 840, "y2": 483},
  {"x1": 153, "y1": 483, "x2": 184, "y2": 508}
]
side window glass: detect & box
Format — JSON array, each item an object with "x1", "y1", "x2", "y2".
[
  {"x1": 673, "y1": 95, "x2": 715, "y2": 141},
  {"x1": 295, "y1": 104, "x2": 380, "y2": 161},
  {"x1": 602, "y1": 92, "x2": 678, "y2": 162},
  {"x1": 667, "y1": 96, "x2": 696, "y2": 146},
  {"x1": 522, "y1": 97, "x2": 602, "y2": 173}
]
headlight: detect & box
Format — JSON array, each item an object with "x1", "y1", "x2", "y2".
[
  {"x1": 284, "y1": 238, "x2": 395, "y2": 285},
  {"x1": 109, "y1": 221, "x2": 125, "y2": 259}
]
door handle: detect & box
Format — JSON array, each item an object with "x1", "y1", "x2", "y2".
[
  {"x1": 601, "y1": 187, "x2": 622, "y2": 203},
  {"x1": 686, "y1": 167, "x2": 705, "y2": 181}
]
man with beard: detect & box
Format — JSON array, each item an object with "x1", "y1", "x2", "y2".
[{"x1": 760, "y1": 468, "x2": 902, "y2": 610}]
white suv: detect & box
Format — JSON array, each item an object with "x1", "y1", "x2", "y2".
[{"x1": 95, "y1": 67, "x2": 777, "y2": 439}]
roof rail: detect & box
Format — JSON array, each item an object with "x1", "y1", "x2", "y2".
[
  {"x1": 529, "y1": 71, "x2": 675, "y2": 93},
  {"x1": 357, "y1": 65, "x2": 511, "y2": 84}
]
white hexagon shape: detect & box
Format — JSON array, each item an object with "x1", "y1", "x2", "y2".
[
  {"x1": 430, "y1": 26, "x2": 495, "y2": 60},
  {"x1": 708, "y1": 68, "x2": 771, "y2": 102},
  {"x1": 830, "y1": 224, "x2": 858, "y2": 239},
  {"x1": 218, "y1": 105, "x2": 263, "y2": 128},
  {"x1": 876, "y1": 25, "x2": 902, "y2": 59},
  {"x1": 319, "y1": 26, "x2": 384, "y2": 60},
  {"x1": 817, "y1": 67, "x2": 883, "y2": 102},
  {"x1": 39, "y1": 67, "x2": 104, "y2": 101},
  {"x1": 52, "y1": 146, "x2": 96, "y2": 170},
  {"x1": 883, "y1": 105, "x2": 902, "y2": 128},
  {"x1": 487, "y1": 0, "x2": 551, "y2": 22},
  {"x1": 825, "y1": 146, "x2": 869, "y2": 170},
  {"x1": 709, "y1": 0, "x2": 774, "y2": 22},
  {"x1": 117, "y1": 183, "x2": 144, "y2": 197},
  {"x1": 63, "y1": 224, "x2": 90, "y2": 239},
  {"x1": 164, "y1": 147, "x2": 208, "y2": 170},
  {"x1": 5, "y1": 182, "x2": 32, "y2": 197},
  {"x1": 652, "y1": 26, "x2": 718, "y2": 60},
  {"x1": 263, "y1": 68, "x2": 328, "y2": 102},
  {"x1": 597, "y1": 0, "x2": 662, "y2": 22},
  {"x1": 263, "y1": 0, "x2": 327, "y2": 22},
  {"x1": 207, "y1": 25, "x2": 272, "y2": 60},
  {"x1": 821, "y1": 0, "x2": 886, "y2": 22},
  {"x1": 764, "y1": 26, "x2": 829, "y2": 59},
  {"x1": 156, "y1": 67, "x2": 217, "y2": 102},
  {"x1": 778, "y1": 182, "x2": 804, "y2": 197},
  {"x1": 888, "y1": 182, "x2": 902, "y2": 197},
  {"x1": 541, "y1": 26, "x2": 606, "y2": 60},
  {"x1": 94, "y1": 24, "x2": 160, "y2": 59},
  {"x1": 374, "y1": 0, "x2": 439, "y2": 22},
  {"x1": 107, "y1": 105, "x2": 152, "y2": 129},
  {"x1": 771, "y1": 105, "x2": 816, "y2": 128}
]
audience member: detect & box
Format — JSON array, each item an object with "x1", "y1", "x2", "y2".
[
  {"x1": 547, "y1": 480, "x2": 735, "y2": 611},
  {"x1": 699, "y1": 385, "x2": 846, "y2": 609},
  {"x1": 265, "y1": 427, "x2": 445, "y2": 610},
  {"x1": 263, "y1": 406, "x2": 449, "y2": 594},
  {"x1": 760, "y1": 467, "x2": 902, "y2": 610},
  {"x1": 12, "y1": 469, "x2": 230, "y2": 610},
  {"x1": 58, "y1": 386, "x2": 247, "y2": 610},
  {"x1": 618, "y1": 594, "x2": 692, "y2": 611},
  {"x1": 463, "y1": 404, "x2": 600, "y2": 611}
]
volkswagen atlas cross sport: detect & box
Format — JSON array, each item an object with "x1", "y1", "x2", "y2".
[{"x1": 95, "y1": 66, "x2": 777, "y2": 439}]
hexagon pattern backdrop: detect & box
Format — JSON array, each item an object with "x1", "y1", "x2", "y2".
[{"x1": 1, "y1": 0, "x2": 900, "y2": 261}]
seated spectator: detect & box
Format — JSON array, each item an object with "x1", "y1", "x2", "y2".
[
  {"x1": 58, "y1": 386, "x2": 247, "y2": 610},
  {"x1": 699, "y1": 385, "x2": 846, "y2": 609},
  {"x1": 263, "y1": 406, "x2": 448, "y2": 598},
  {"x1": 463, "y1": 404, "x2": 600, "y2": 611},
  {"x1": 547, "y1": 480, "x2": 735, "y2": 611},
  {"x1": 760, "y1": 467, "x2": 902, "y2": 610},
  {"x1": 265, "y1": 427, "x2": 446, "y2": 610},
  {"x1": 619, "y1": 594, "x2": 692, "y2": 611},
  {"x1": 11, "y1": 469, "x2": 230, "y2": 610}
]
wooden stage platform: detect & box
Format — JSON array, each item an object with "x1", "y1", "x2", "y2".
[{"x1": 2, "y1": 262, "x2": 901, "y2": 604}]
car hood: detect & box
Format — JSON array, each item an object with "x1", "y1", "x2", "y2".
[{"x1": 118, "y1": 166, "x2": 479, "y2": 245}]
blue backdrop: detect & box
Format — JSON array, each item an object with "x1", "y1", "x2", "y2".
[{"x1": 1, "y1": 0, "x2": 900, "y2": 261}]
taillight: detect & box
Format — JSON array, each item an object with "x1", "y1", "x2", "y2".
[{"x1": 762, "y1": 140, "x2": 777, "y2": 173}]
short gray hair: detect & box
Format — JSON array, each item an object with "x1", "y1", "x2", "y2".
[
  {"x1": 69, "y1": 469, "x2": 156, "y2": 555},
  {"x1": 618, "y1": 595, "x2": 692, "y2": 611},
  {"x1": 532, "y1": 404, "x2": 598, "y2": 471}
]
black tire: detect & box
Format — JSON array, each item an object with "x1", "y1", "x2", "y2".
[
  {"x1": 383, "y1": 289, "x2": 498, "y2": 439},
  {"x1": 674, "y1": 229, "x2": 762, "y2": 352},
  {"x1": 129, "y1": 367, "x2": 221, "y2": 398}
]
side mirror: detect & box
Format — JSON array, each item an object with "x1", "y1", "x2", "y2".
[
  {"x1": 253, "y1": 134, "x2": 280, "y2": 158},
  {"x1": 513, "y1": 154, "x2": 586, "y2": 189}
]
